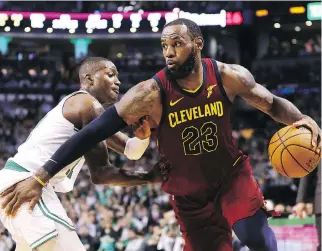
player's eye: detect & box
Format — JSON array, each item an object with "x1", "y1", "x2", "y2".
[
  {"x1": 161, "y1": 44, "x2": 167, "y2": 49},
  {"x1": 175, "y1": 42, "x2": 181, "y2": 47},
  {"x1": 108, "y1": 73, "x2": 115, "y2": 78}
]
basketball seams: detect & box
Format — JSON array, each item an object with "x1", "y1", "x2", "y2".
[
  {"x1": 270, "y1": 141, "x2": 282, "y2": 162},
  {"x1": 269, "y1": 132, "x2": 311, "y2": 160},
  {"x1": 277, "y1": 131, "x2": 310, "y2": 174},
  {"x1": 286, "y1": 144, "x2": 320, "y2": 172},
  {"x1": 280, "y1": 147, "x2": 289, "y2": 177},
  {"x1": 269, "y1": 126, "x2": 294, "y2": 145},
  {"x1": 285, "y1": 144, "x2": 320, "y2": 155}
]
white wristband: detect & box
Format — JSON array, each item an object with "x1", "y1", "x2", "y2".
[{"x1": 124, "y1": 137, "x2": 150, "y2": 160}]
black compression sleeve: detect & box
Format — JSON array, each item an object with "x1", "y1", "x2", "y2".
[{"x1": 43, "y1": 105, "x2": 127, "y2": 177}]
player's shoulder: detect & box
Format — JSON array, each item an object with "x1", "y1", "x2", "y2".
[
  {"x1": 205, "y1": 59, "x2": 240, "y2": 80},
  {"x1": 202, "y1": 58, "x2": 224, "y2": 69},
  {"x1": 215, "y1": 62, "x2": 253, "y2": 83},
  {"x1": 65, "y1": 92, "x2": 99, "y2": 111},
  {"x1": 153, "y1": 67, "x2": 167, "y2": 83},
  {"x1": 63, "y1": 92, "x2": 103, "y2": 127},
  {"x1": 135, "y1": 78, "x2": 161, "y2": 95}
]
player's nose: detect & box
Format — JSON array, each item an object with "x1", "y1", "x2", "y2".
[
  {"x1": 114, "y1": 79, "x2": 121, "y2": 86},
  {"x1": 165, "y1": 46, "x2": 175, "y2": 58}
]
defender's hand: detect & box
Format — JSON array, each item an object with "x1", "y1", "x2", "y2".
[
  {"x1": 0, "y1": 177, "x2": 43, "y2": 216},
  {"x1": 120, "y1": 157, "x2": 171, "y2": 183},
  {"x1": 132, "y1": 116, "x2": 151, "y2": 140},
  {"x1": 293, "y1": 116, "x2": 321, "y2": 150}
]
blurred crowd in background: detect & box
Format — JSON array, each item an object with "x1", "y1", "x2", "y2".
[{"x1": 0, "y1": 1, "x2": 321, "y2": 251}]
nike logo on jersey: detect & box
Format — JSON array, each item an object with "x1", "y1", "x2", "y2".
[
  {"x1": 170, "y1": 97, "x2": 184, "y2": 106},
  {"x1": 207, "y1": 84, "x2": 217, "y2": 98}
]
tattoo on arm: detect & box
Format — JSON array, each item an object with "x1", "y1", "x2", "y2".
[
  {"x1": 226, "y1": 64, "x2": 256, "y2": 89},
  {"x1": 268, "y1": 96, "x2": 303, "y2": 125},
  {"x1": 115, "y1": 79, "x2": 160, "y2": 124},
  {"x1": 220, "y1": 63, "x2": 304, "y2": 125}
]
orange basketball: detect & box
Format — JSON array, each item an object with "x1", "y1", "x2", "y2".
[{"x1": 268, "y1": 125, "x2": 321, "y2": 178}]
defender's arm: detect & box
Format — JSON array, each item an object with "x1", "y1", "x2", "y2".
[
  {"x1": 65, "y1": 94, "x2": 150, "y2": 182},
  {"x1": 36, "y1": 79, "x2": 161, "y2": 182},
  {"x1": 0, "y1": 89, "x2": 160, "y2": 216}
]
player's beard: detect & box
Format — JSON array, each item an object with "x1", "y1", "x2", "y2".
[{"x1": 165, "y1": 48, "x2": 196, "y2": 80}]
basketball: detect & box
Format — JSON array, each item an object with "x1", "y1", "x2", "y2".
[{"x1": 268, "y1": 125, "x2": 321, "y2": 178}]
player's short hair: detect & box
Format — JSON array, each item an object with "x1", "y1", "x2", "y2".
[
  {"x1": 79, "y1": 57, "x2": 111, "y2": 80},
  {"x1": 163, "y1": 18, "x2": 203, "y2": 40}
]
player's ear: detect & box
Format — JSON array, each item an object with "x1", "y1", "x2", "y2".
[
  {"x1": 85, "y1": 74, "x2": 94, "y2": 86},
  {"x1": 195, "y1": 37, "x2": 204, "y2": 51}
]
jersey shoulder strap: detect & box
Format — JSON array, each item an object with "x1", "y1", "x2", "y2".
[
  {"x1": 58, "y1": 90, "x2": 91, "y2": 131},
  {"x1": 152, "y1": 68, "x2": 169, "y2": 133},
  {"x1": 60, "y1": 90, "x2": 89, "y2": 104},
  {"x1": 208, "y1": 59, "x2": 232, "y2": 105},
  {"x1": 153, "y1": 68, "x2": 170, "y2": 89}
]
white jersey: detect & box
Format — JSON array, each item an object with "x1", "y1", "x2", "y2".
[{"x1": 10, "y1": 90, "x2": 89, "y2": 193}]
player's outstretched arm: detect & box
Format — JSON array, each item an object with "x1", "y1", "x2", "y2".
[
  {"x1": 219, "y1": 62, "x2": 321, "y2": 147},
  {"x1": 73, "y1": 94, "x2": 110, "y2": 170},
  {"x1": 39, "y1": 79, "x2": 160, "y2": 182},
  {"x1": 0, "y1": 79, "x2": 161, "y2": 216},
  {"x1": 90, "y1": 157, "x2": 167, "y2": 187},
  {"x1": 65, "y1": 94, "x2": 151, "y2": 180},
  {"x1": 0, "y1": 93, "x2": 110, "y2": 215}
]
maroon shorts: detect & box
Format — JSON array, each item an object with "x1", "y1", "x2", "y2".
[{"x1": 169, "y1": 158, "x2": 272, "y2": 251}]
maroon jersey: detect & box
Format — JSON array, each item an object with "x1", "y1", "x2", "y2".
[{"x1": 152, "y1": 58, "x2": 245, "y2": 196}]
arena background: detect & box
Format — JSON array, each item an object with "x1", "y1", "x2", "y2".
[{"x1": 0, "y1": 1, "x2": 321, "y2": 251}]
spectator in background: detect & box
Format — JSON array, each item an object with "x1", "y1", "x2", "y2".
[
  {"x1": 149, "y1": 203, "x2": 163, "y2": 226},
  {"x1": 98, "y1": 235, "x2": 116, "y2": 251},
  {"x1": 124, "y1": 228, "x2": 147, "y2": 251},
  {"x1": 78, "y1": 225, "x2": 97, "y2": 251}
]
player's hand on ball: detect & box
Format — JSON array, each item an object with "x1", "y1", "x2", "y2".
[
  {"x1": 0, "y1": 177, "x2": 43, "y2": 217},
  {"x1": 132, "y1": 116, "x2": 151, "y2": 140},
  {"x1": 293, "y1": 116, "x2": 321, "y2": 151}
]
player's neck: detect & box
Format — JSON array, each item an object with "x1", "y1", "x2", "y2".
[
  {"x1": 176, "y1": 63, "x2": 203, "y2": 91},
  {"x1": 79, "y1": 88, "x2": 100, "y2": 103},
  {"x1": 79, "y1": 87, "x2": 90, "y2": 94}
]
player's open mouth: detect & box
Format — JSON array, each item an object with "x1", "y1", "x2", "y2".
[
  {"x1": 167, "y1": 63, "x2": 176, "y2": 69},
  {"x1": 167, "y1": 59, "x2": 176, "y2": 68},
  {"x1": 113, "y1": 89, "x2": 119, "y2": 94}
]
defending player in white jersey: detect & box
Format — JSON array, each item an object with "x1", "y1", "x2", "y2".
[{"x1": 0, "y1": 57, "x2": 160, "y2": 251}]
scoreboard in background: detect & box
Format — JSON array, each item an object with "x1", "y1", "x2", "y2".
[
  {"x1": 0, "y1": 8, "x2": 244, "y2": 35},
  {"x1": 307, "y1": 2, "x2": 322, "y2": 21},
  {"x1": 255, "y1": 1, "x2": 322, "y2": 27}
]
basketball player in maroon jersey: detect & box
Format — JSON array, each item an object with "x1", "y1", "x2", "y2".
[{"x1": 3, "y1": 19, "x2": 321, "y2": 251}]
